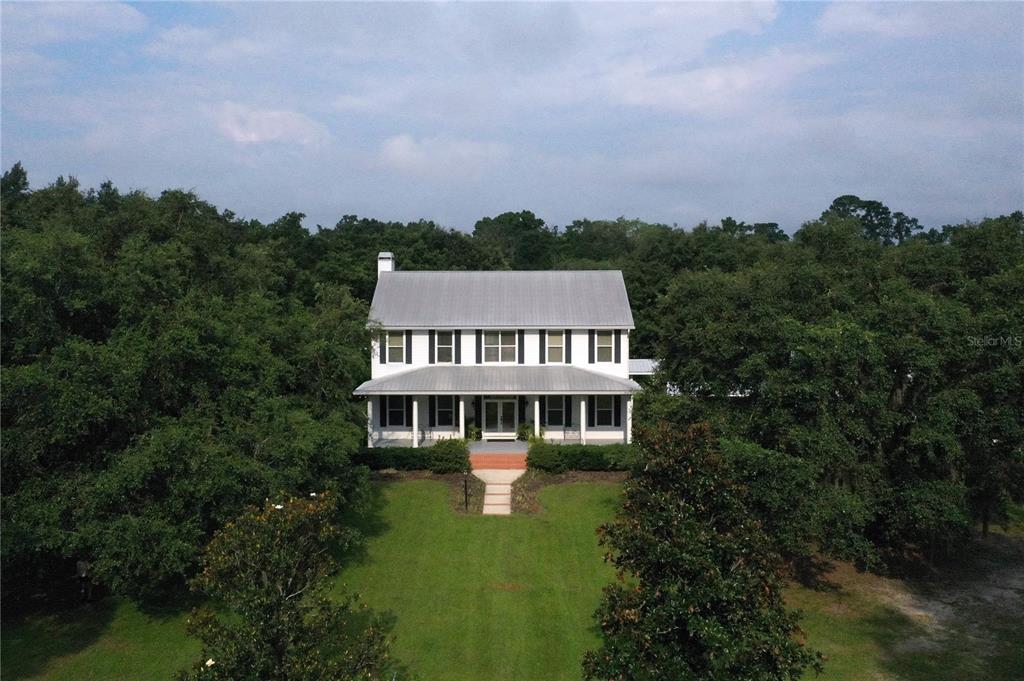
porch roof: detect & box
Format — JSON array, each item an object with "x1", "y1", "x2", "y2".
[{"x1": 353, "y1": 366, "x2": 640, "y2": 396}]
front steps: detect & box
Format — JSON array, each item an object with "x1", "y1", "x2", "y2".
[{"x1": 472, "y1": 467, "x2": 525, "y2": 515}]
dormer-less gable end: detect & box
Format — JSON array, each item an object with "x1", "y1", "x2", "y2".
[{"x1": 370, "y1": 270, "x2": 634, "y2": 329}]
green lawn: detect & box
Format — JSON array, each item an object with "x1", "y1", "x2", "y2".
[
  {"x1": 4, "y1": 480, "x2": 1020, "y2": 681},
  {"x1": 1, "y1": 599, "x2": 199, "y2": 680},
  {"x1": 334, "y1": 479, "x2": 620, "y2": 681}
]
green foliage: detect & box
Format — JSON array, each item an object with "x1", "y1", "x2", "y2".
[
  {"x1": 426, "y1": 438, "x2": 471, "y2": 474},
  {"x1": 719, "y1": 438, "x2": 818, "y2": 567},
  {"x1": 649, "y1": 209, "x2": 1023, "y2": 568},
  {"x1": 1, "y1": 173, "x2": 373, "y2": 606},
  {"x1": 583, "y1": 424, "x2": 821, "y2": 680},
  {"x1": 516, "y1": 421, "x2": 534, "y2": 441},
  {"x1": 526, "y1": 442, "x2": 639, "y2": 472},
  {"x1": 178, "y1": 493, "x2": 398, "y2": 680},
  {"x1": 354, "y1": 439, "x2": 469, "y2": 474}
]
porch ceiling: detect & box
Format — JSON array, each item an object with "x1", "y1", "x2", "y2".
[{"x1": 353, "y1": 365, "x2": 640, "y2": 396}]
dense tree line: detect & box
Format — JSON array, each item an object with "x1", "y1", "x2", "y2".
[{"x1": 2, "y1": 163, "x2": 1021, "y2": 614}]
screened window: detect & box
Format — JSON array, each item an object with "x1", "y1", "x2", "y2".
[
  {"x1": 547, "y1": 330, "x2": 564, "y2": 363},
  {"x1": 387, "y1": 331, "x2": 405, "y2": 363},
  {"x1": 547, "y1": 396, "x2": 564, "y2": 426},
  {"x1": 595, "y1": 395, "x2": 614, "y2": 426},
  {"x1": 436, "y1": 331, "x2": 454, "y2": 363},
  {"x1": 436, "y1": 395, "x2": 454, "y2": 426},
  {"x1": 596, "y1": 331, "x2": 613, "y2": 362},
  {"x1": 387, "y1": 396, "x2": 406, "y2": 426},
  {"x1": 484, "y1": 330, "x2": 516, "y2": 362}
]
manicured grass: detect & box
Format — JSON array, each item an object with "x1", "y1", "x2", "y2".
[
  {"x1": 1, "y1": 599, "x2": 199, "y2": 680},
  {"x1": 4, "y1": 483, "x2": 1019, "y2": 680},
  {"x1": 335, "y1": 479, "x2": 620, "y2": 681}
]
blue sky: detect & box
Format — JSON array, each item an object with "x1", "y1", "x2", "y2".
[{"x1": 2, "y1": 2, "x2": 1021, "y2": 232}]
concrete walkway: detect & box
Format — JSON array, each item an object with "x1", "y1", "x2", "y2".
[
  {"x1": 473, "y1": 468, "x2": 524, "y2": 515},
  {"x1": 470, "y1": 441, "x2": 528, "y2": 515}
]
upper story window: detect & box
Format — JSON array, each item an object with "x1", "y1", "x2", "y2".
[
  {"x1": 484, "y1": 330, "x2": 516, "y2": 362},
  {"x1": 436, "y1": 331, "x2": 454, "y2": 363},
  {"x1": 547, "y1": 330, "x2": 565, "y2": 363},
  {"x1": 596, "y1": 331, "x2": 614, "y2": 362},
  {"x1": 386, "y1": 331, "x2": 405, "y2": 363}
]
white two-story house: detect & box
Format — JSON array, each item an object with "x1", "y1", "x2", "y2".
[{"x1": 354, "y1": 253, "x2": 643, "y2": 447}]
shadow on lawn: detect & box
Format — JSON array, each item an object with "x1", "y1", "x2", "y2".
[
  {"x1": 2, "y1": 598, "x2": 117, "y2": 680},
  {"x1": 875, "y1": 531, "x2": 1024, "y2": 681},
  {"x1": 336, "y1": 478, "x2": 393, "y2": 568}
]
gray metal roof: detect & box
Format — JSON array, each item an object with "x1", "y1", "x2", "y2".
[
  {"x1": 370, "y1": 270, "x2": 634, "y2": 329},
  {"x1": 628, "y1": 359, "x2": 659, "y2": 375},
  {"x1": 354, "y1": 366, "x2": 640, "y2": 395}
]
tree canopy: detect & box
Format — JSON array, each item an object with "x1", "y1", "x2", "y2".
[{"x1": 2, "y1": 163, "x2": 1021, "y2": 612}]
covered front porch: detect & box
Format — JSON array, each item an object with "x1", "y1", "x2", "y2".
[
  {"x1": 364, "y1": 392, "x2": 634, "y2": 448},
  {"x1": 353, "y1": 364, "x2": 640, "y2": 449}
]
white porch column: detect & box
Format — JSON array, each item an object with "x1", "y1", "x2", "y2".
[
  {"x1": 533, "y1": 397, "x2": 541, "y2": 438},
  {"x1": 367, "y1": 398, "x2": 374, "y2": 448},
  {"x1": 625, "y1": 395, "x2": 633, "y2": 444},
  {"x1": 411, "y1": 396, "x2": 420, "y2": 448},
  {"x1": 458, "y1": 395, "x2": 466, "y2": 439},
  {"x1": 580, "y1": 396, "x2": 588, "y2": 445}
]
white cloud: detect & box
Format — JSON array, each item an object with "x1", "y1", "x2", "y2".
[
  {"x1": 377, "y1": 134, "x2": 509, "y2": 180},
  {"x1": 818, "y1": 2, "x2": 1022, "y2": 39},
  {"x1": 819, "y1": 3, "x2": 928, "y2": 37},
  {"x1": 1, "y1": 2, "x2": 146, "y2": 47},
  {"x1": 606, "y1": 50, "x2": 832, "y2": 114},
  {"x1": 214, "y1": 102, "x2": 330, "y2": 147},
  {"x1": 145, "y1": 25, "x2": 271, "y2": 63}
]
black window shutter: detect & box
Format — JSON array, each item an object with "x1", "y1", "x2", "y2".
[
  {"x1": 614, "y1": 395, "x2": 622, "y2": 427},
  {"x1": 454, "y1": 330, "x2": 462, "y2": 364},
  {"x1": 474, "y1": 395, "x2": 482, "y2": 428},
  {"x1": 540, "y1": 396, "x2": 547, "y2": 426},
  {"x1": 429, "y1": 396, "x2": 436, "y2": 427},
  {"x1": 519, "y1": 396, "x2": 527, "y2": 425},
  {"x1": 475, "y1": 330, "x2": 482, "y2": 364},
  {"x1": 564, "y1": 395, "x2": 572, "y2": 427},
  {"x1": 565, "y1": 329, "x2": 572, "y2": 363},
  {"x1": 539, "y1": 330, "x2": 546, "y2": 364},
  {"x1": 405, "y1": 396, "x2": 413, "y2": 427},
  {"x1": 588, "y1": 330, "x2": 595, "y2": 363},
  {"x1": 587, "y1": 395, "x2": 595, "y2": 427},
  {"x1": 517, "y1": 329, "x2": 525, "y2": 364},
  {"x1": 379, "y1": 332, "x2": 387, "y2": 364},
  {"x1": 428, "y1": 330, "x2": 435, "y2": 364},
  {"x1": 405, "y1": 331, "x2": 412, "y2": 364},
  {"x1": 614, "y1": 330, "x2": 621, "y2": 363},
  {"x1": 379, "y1": 396, "x2": 388, "y2": 427}
]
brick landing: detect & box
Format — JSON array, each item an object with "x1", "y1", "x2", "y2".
[{"x1": 470, "y1": 453, "x2": 527, "y2": 470}]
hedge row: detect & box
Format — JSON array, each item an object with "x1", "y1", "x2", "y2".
[
  {"x1": 355, "y1": 438, "x2": 470, "y2": 474},
  {"x1": 526, "y1": 442, "x2": 640, "y2": 473}
]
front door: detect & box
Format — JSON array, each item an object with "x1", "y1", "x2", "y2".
[{"x1": 483, "y1": 398, "x2": 517, "y2": 439}]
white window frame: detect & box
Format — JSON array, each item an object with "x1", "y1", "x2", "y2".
[
  {"x1": 436, "y1": 395, "x2": 454, "y2": 427},
  {"x1": 387, "y1": 396, "x2": 406, "y2": 426},
  {"x1": 436, "y1": 331, "x2": 454, "y2": 364},
  {"x1": 483, "y1": 330, "x2": 517, "y2": 363},
  {"x1": 596, "y1": 330, "x2": 614, "y2": 363},
  {"x1": 595, "y1": 395, "x2": 614, "y2": 426},
  {"x1": 546, "y1": 396, "x2": 564, "y2": 426},
  {"x1": 386, "y1": 331, "x2": 405, "y2": 363},
  {"x1": 547, "y1": 330, "x2": 564, "y2": 363}
]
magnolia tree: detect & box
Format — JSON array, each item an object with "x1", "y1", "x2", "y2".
[
  {"x1": 583, "y1": 423, "x2": 821, "y2": 681},
  {"x1": 178, "y1": 493, "x2": 398, "y2": 681}
]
